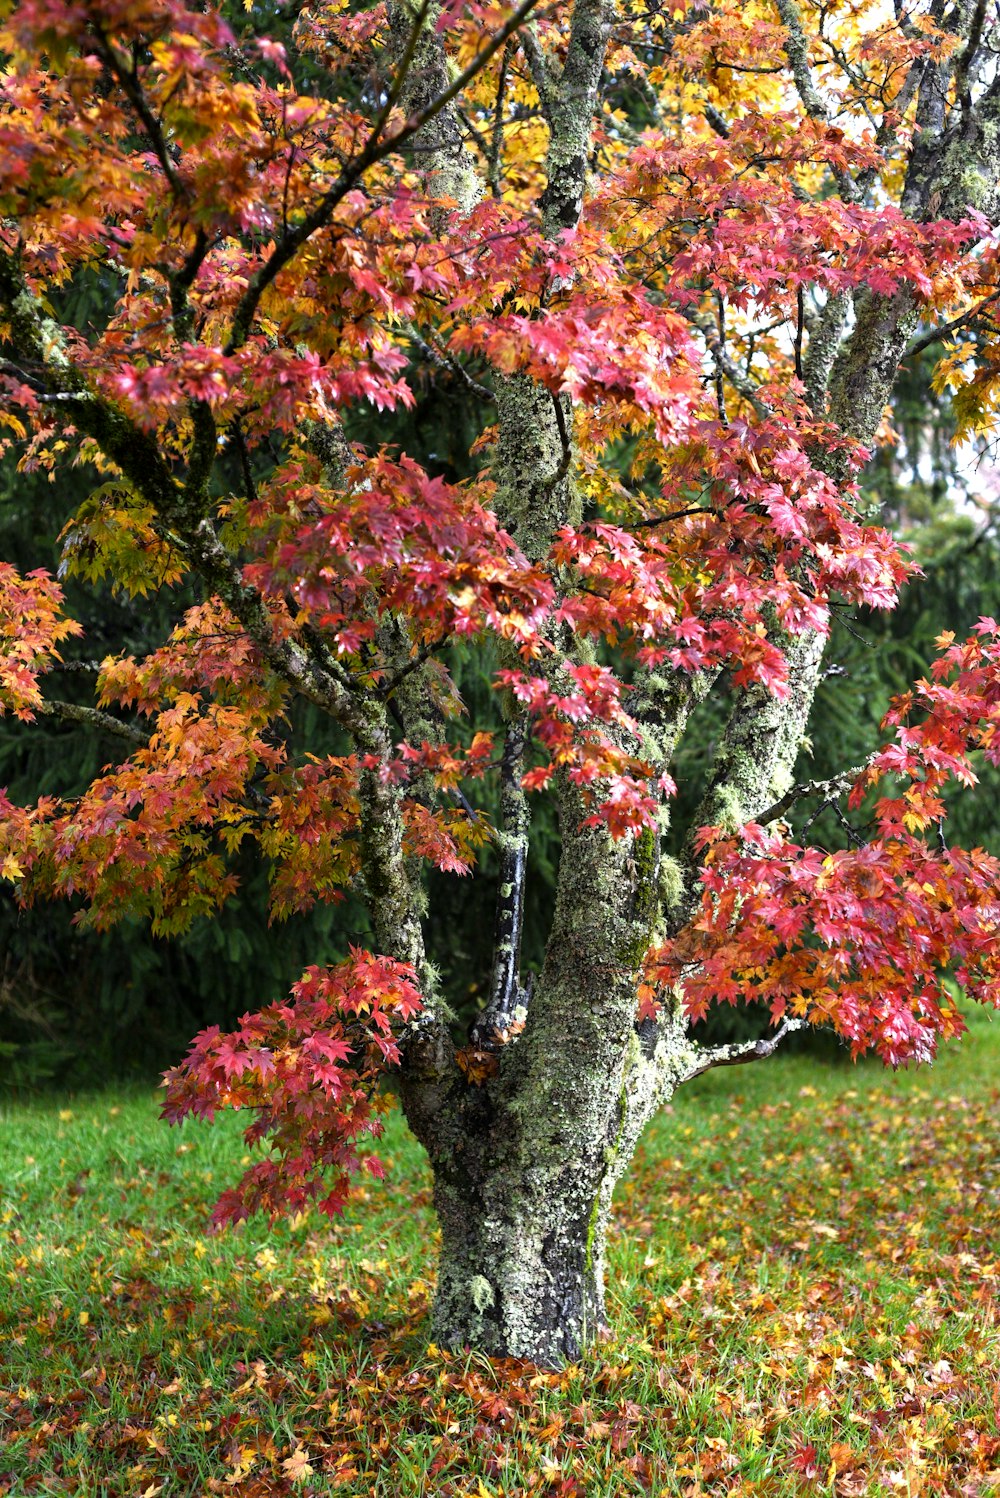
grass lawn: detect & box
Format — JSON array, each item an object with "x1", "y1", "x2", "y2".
[{"x1": 2, "y1": 1011, "x2": 999, "y2": 1497}]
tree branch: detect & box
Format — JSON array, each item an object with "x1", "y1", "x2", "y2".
[
  {"x1": 404, "y1": 324, "x2": 494, "y2": 400},
  {"x1": 519, "y1": 22, "x2": 557, "y2": 126},
  {"x1": 487, "y1": 38, "x2": 514, "y2": 195},
  {"x1": 755, "y1": 759, "x2": 873, "y2": 828},
  {"x1": 679, "y1": 1016, "x2": 807, "y2": 1084},
  {"x1": 774, "y1": 0, "x2": 859, "y2": 202},
  {"x1": 685, "y1": 629, "x2": 825, "y2": 862},
  {"x1": 803, "y1": 291, "x2": 850, "y2": 415},
  {"x1": 91, "y1": 28, "x2": 189, "y2": 203},
  {"x1": 704, "y1": 102, "x2": 730, "y2": 139},
  {"x1": 472, "y1": 717, "x2": 531, "y2": 1050},
  {"x1": 371, "y1": 0, "x2": 437, "y2": 146},
  {"x1": 905, "y1": 290, "x2": 1000, "y2": 359},
  {"x1": 223, "y1": 0, "x2": 543, "y2": 354},
  {"x1": 539, "y1": 0, "x2": 615, "y2": 233},
  {"x1": 47, "y1": 659, "x2": 104, "y2": 674},
  {"x1": 35, "y1": 698, "x2": 148, "y2": 746},
  {"x1": 774, "y1": 0, "x2": 829, "y2": 121}
]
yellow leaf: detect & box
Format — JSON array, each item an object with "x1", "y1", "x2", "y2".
[{"x1": 282, "y1": 1447, "x2": 314, "y2": 1483}]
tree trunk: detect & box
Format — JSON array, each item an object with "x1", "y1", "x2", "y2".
[
  {"x1": 419, "y1": 1016, "x2": 692, "y2": 1363},
  {"x1": 430, "y1": 1149, "x2": 609, "y2": 1363},
  {"x1": 401, "y1": 778, "x2": 694, "y2": 1365}
]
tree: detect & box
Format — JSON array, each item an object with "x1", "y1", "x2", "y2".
[{"x1": 2, "y1": 0, "x2": 1000, "y2": 1366}]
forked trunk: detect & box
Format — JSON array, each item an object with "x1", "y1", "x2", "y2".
[{"x1": 401, "y1": 796, "x2": 678, "y2": 1365}]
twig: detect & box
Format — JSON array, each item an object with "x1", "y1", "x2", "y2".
[
  {"x1": 634, "y1": 506, "x2": 706, "y2": 528},
  {"x1": 755, "y1": 759, "x2": 873, "y2": 828}
]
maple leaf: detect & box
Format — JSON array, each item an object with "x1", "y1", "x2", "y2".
[
  {"x1": 281, "y1": 1446, "x2": 314, "y2": 1483},
  {"x1": 789, "y1": 1440, "x2": 821, "y2": 1479}
]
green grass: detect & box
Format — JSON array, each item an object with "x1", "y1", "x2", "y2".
[{"x1": 2, "y1": 1011, "x2": 999, "y2": 1497}]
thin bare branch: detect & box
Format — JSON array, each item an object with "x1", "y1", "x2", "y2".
[
  {"x1": 36, "y1": 698, "x2": 148, "y2": 746},
  {"x1": 905, "y1": 290, "x2": 1000, "y2": 359},
  {"x1": 488, "y1": 39, "x2": 515, "y2": 195},
  {"x1": 404, "y1": 324, "x2": 494, "y2": 400},
  {"x1": 680, "y1": 1016, "x2": 807, "y2": 1083},
  {"x1": 687, "y1": 314, "x2": 770, "y2": 418},
  {"x1": 755, "y1": 759, "x2": 874, "y2": 828}
]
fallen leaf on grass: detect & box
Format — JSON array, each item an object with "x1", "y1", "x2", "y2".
[{"x1": 282, "y1": 1446, "x2": 314, "y2": 1483}]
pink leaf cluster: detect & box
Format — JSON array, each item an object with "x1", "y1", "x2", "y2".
[{"x1": 161, "y1": 952, "x2": 422, "y2": 1227}]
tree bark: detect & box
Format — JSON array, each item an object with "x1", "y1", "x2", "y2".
[{"x1": 430, "y1": 1133, "x2": 608, "y2": 1363}]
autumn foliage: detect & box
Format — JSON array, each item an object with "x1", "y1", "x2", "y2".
[
  {"x1": 1, "y1": 0, "x2": 1000, "y2": 1254},
  {"x1": 161, "y1": 953, "x2": 423, "y2": 1228},
  {"x1": 646, "y1": 622, "x2": 1000, "y2": 1064}
]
